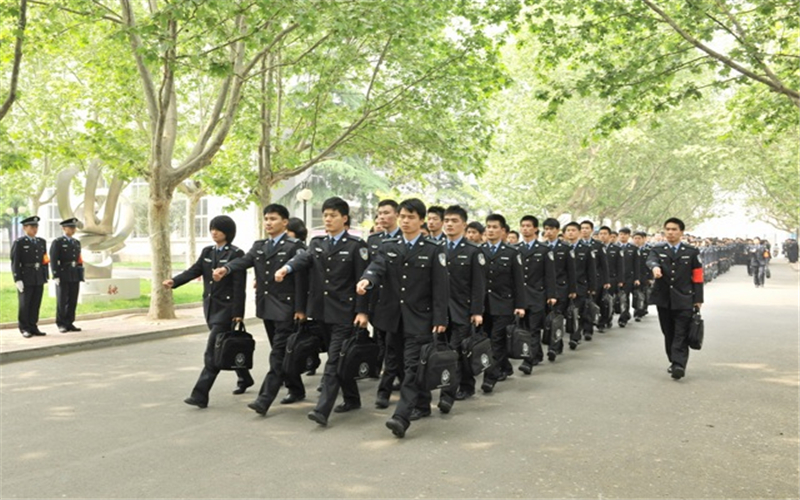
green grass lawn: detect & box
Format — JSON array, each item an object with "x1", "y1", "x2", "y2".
[{"x1": 0, "y1": 272, "x2": 202, "y2": 324}]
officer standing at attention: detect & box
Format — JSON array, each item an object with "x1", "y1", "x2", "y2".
[
  {"x1": 11, "y1": 216, "x2": 49, "y2": 338},
  {"x1": 479, "y1": 213, "x2": 526, "y2": 393},
  {"x1": 647, "y1": 218, "x2": 703, "y2": 380},
  {"x1": 164, "y1": 215, "x2": 254, "y2": 408},
  {"x1": 356, "y1": 198, "x2": 449, "y2": 439},
  {"x1": 50, "y1": 218, "x2": 85, "y2": 333},
  {"x1": 541, "y1": 218, "x2": 577, "y2": 361},
  {"x1": 275, "y1": 197, "x2": 370, "y2": 427},
  {"x1": 213, "y1": 204, "x2": 309, "y2": 412},
  {"x1": 516, "y1": 215, "x2": 556, "y2": 373}
]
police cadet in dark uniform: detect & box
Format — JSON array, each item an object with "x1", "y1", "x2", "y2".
[
  {"x1": 418, "y1": 205, "x2": 485, "y2": 414},
  {"x1": 214, "y1": 204, "x2": 309, "y2": 415},
  {"x1": 517, "y1": 215, "x2": 556, "y2": 373},
  {"x1": 356, "y1": 198, "x2": 449, "y2": 439},
  {"x1": 11, "y1": 215, "x2": 49, "y2": 337},
  {"x1": 426, "y1": 205, "x2": 446, "y2": 244},
  {"x1": 367, "y1": 199, "x2": 402, "y2": 392},
  {"x1": 617, "y1": 228, "x2": 640, "y2": 327},
  {"x1": 479, "y1": 213, "x2": 526, "y2": 393},
  {"x1": 633, "y1": 231, "x2": 652, "y2": 321},
  {"x1": 647, "y1": 217, "x2": 704, "y2": 380},
  {"x1": 541, "y1": 218, "x2": 577, "y2": 361},
  {"x1": 597, "y1": 226, "x2": 623, "y2": 330},
  {"x1": 50, "y1": 218, "x2": 85, "y2": 333},
  {"x1": 563, "y1": 222, "x2": 597, "y2": 348},
  {"x1": 275, "y1": 197, "x2": 370, "y2": 427},
  {"x1": 165, "y1": 215, "x2": 254, "y2": 408},
  {"x1": 580, "y1": 220, "x2": 610, "y2": 334}
]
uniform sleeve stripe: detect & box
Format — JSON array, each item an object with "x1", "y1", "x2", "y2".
[{"x1": 692, "y1": 267, "x2": 704, "y2": 283}]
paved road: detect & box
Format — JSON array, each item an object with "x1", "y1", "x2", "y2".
[{"x1": 1, "y1": 262, "x2": 797, "y2": 498}]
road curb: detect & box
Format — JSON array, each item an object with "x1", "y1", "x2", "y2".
[{"x1": 0, "y1": 302, "x2": 203, "y2": 330}]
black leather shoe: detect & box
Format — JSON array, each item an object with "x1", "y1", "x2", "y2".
[
  {"x1": 232, "y1": 381, "x2": 254, "y2": 395},
  {"x1": 569, "y1": 340, "x2": 578, "y2": 350},
  {"x1": 333, "y1": 401, "x2": 361, "y2": 413},
  {"x1": 437, "y1": 399, "x2": 453, "y2": 414},
  {"x1": 32, "y1": 330, "x2": 46, "y2": 336},
  {"x1": 375, "y1": 395, "x2": 390, "y2": 409},
  {"x1": 618, "y1": 321, "x2": 627, "y2": 328},
  {"x1": 547, "y1": 351, "x2": 557, "y2": 362},
  {"x1": 497, "y1": 372, "x2": 508, "y2": 382},
  {"x1": 184, "y1": 397, "x2": 208, "y2": 409},
  {"x1": 597, "y1": 326, "x2": 605, "y2": 333},
  {"x1": 307, "y1": 410, "x2": 328, "y2": 426},
  {"x1": 584, "y1": 334, "x2": 592, "y2": 341},
  {"x1": 518, "y1": 363, "x2": 532, "y2": 375},
  {"x1": 58, "y1": 326, "x2": 69, "y2": 333},
  {"x1": 481, "y1": 380, "x2": 495, "y2": 394},
  {"x1": 671, "y1": 365, "x2": 685, "y2": 380},
  {"x1": 248, "y1": 400, "x2": 268, "y2": 415},
  {"x1": 386, "y1": 417, "x2": 406, "y2": 438},
  {"x1": 280, "y1": 393, "x2": 306, "y2": 405},
  {"x1": 316, "y1": 383, "x2": 323, "y2": 393},
  {"x1": 409, "y1": 408, "x2": 431, "y2": 421},
  {"x1": 634, "y1": 317, "x2": 641, "y2": 322},
  {"x1": 305, "y1": 369, "x2": 316, "y2": 376},
  {"x1": 68, "y1": 325, "x2": 82, "y2": 332},
  {"x1": 21, "y1": 330, "x2": 32, "y2": 338},
  {"x1": 454, "y1": 390, "x2": 473, "y2": 401}
]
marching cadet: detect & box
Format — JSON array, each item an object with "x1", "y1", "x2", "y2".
[
  {"x1": 165, "y1": 215, "x2": 254, "y2": 408},
  {"x1": 275, "y1": 197, "x2": 370, "y2": 427},
  {"x1": 647, "y1": 218, "x2": 703, "y2": 380},
  {"x1": 426, "y1": 206, "x2": 446, "y2": 243},
  {"x1": 11, "y1": 215, "x2": 49, "y2": 337},
  {"x1": 541, "y1": 218, "x2": 577, "y2": 361},
  {"x1": 418, "y1": 205, "x2": 485, "y2": 412},
  {"x1": 517, "y1": 215, "x2": 556, "y2": 373},
  {"x1": 366, "y1": 199, "x2": 402, "y2": 390},
  {"x1": 479, "y1": 213, "x2": 526, "y2": 393},
  {"x1": 213, "y1": 204, "x2": 309, "y2": 414},
  {"x1": 356, "y1": 198, "x2": 449, "y2": 439},
  {"x1": 617, "y1": 228, "x2": 640, "y2": 327},
  {"x1": 563, "y1": 222, "x2": 597, "y2": 348},
  {"x1": 633, "y1": 231, "x2": 652, "y2": 321},
  {"x1": 50, "y1": 218, "x2": 85, "y2": 333},
  {"x1": 580, "y1": 220, "x2": 610, "y2": 334},
  {"x1": 597, "y1": 226, "x2": 623, "y2": 330}
]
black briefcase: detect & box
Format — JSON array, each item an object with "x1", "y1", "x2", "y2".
[
  {"x1": 544, "y1": 309, "x2": 565, "y2": 346},
  {"x1": 688, "y1": 309, "x2": 704, "y2": 350},
  {"x1": 214, "y1": 322, "x2": 255, "y2": 370},
  {"x1": 600, "y1": 290, "x2": 614, "y2": 322},
  {"x1": 337, "y1": 326, "x2": 379, "y2": 380},
  {"x1": 565, "y1": 300, "x2": 580, "y2": 335},
  {"x1": 633, "y1": 289, "x2": 647, "y2": 311},
  {"x1": 416, "y1": 337, "x2": 458, "y2": 392},
  {"x1": 506, "y1": 315, "x2": 533, "y2": 360},
  {"x1": 282, "y1": 321, "x2": 321, "y2": 376},
  {"x1": 584, "y1": 298, "x2": 600, "y2": 325},
  {"x1": 460, "y1": 324, "x2": 493, "y2": 376}
]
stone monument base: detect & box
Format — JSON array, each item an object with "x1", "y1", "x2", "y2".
[{"x1": 49, "y1": 278, "x2": 141, "y2": 303}]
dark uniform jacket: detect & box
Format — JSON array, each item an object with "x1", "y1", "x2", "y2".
[
  {"x1": 517, "y1": 240, "x2": 556, "y2": 314},
  {"x1": 367, "y1": 229, "x2": 400, "y2": 315},
  {"x1": 285, "y1": 232, "x2": 369, "y2": 324},
  {"x1": 618, "y1": 242, "x2": 640, "y2": 292},
  {"x1": 646, "y1": 243, "x2": 704, "y2": 310},
  {"x1": 570, "y1": 241, "x2": 597, "y2": 297},
  {"x1": 481, "y1": 241, "x2": 525, "y2": 316},
  {"x1": 49, "y1": 236, "x2": 84, "y2": 282},
  {"x1": 225, "y1": 236, "x2": 308, "y2": 322},
  {"x1": 638, "y1": 245, "x2": 653, "y2": 281},
  {"x1": 172, "y1": 245, "x2": 246, "y2": 326},
  {"x1": 445, "y1": 238, "x2": 486, "y2": 325},
  {"x1": 545, "y1": 240, "x2": 576, "y2": 301},
  {"x1": 11, "y1": 236, "x2": 48, "y2": 285},
  {"x1": 363, "y1": 237, "x2": 450, "y2": 335},
  {"x1": 605, "y1": 243, "x2": 624, "y2": 287},
  {"x1": 585, "y1": 239, "x2": 609, "y2": 291}
]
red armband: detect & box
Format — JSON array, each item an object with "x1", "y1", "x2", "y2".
[{"x1": 692, "y1": 267, "x2": 703, "y2": 283}]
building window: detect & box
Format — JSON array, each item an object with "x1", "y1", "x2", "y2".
[{"x1": 193, "y1": 198, "x2": 208, "y2": 237}]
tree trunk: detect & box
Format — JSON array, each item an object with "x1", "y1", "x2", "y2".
[{"x1": 148, "y1": 181, "x2": 176, "y2": 320}]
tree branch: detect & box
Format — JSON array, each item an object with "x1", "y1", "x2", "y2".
[
  {"x1": 28, "y1": 0, "x2": 122, "y2": 23},
  {"x1": 0, "y1": 0, "x2": 27, "y2": 122},
  {"x1": 119, "y1": 0, "x2": 159, "y2": 127}
]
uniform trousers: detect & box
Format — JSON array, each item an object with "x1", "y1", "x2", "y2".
[
  {"x1": 314, "y1": 322, "x2": 361, "y2": 418},
  {"x1": 549, "y1": 298, "x2": 569, "y2": 356},
  {"x1": 618, "y1": 287, "x2": 633, "y2": 323},
  {"x1": 377, "y1": 329, "x2": 405, "y2": 399},
  {"x1": 656, "y1": 307, "x2": 692, "y2": 370},
  {"x1": 392, "y1": 328, "x2": 435, "y2": 429},
  {"x1": 753, "y1": 265, "x2": 766, "y2": 286},
  {"x1": 56, "y1": 281, "x2": 80, "y2": 328},
  {"x1": 521, "y1": 310, "x2": 546, "y2": 366},
  {"x1": 17, "y1": 285, "x2": 44, "y2": 333},
  {"x1": 189, "y1": 323, "x2": 255, "y2": 405},
  {"x1": 252, "y1": 319, "x2": 303, "y2": 411},
  {"x1": 482, "y1": 314, "x2": 515, "y2": 385},
  {"x1": 573, "y1": 295, "x2": 594, "y2": 339}
]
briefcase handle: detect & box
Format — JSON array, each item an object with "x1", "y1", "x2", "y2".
[
  {"x1": 469, "y1": 322, "x2": 486, "y2": 338},
  {"x1": 231, "y1": 320, "x2": 246, "y2": 332}
]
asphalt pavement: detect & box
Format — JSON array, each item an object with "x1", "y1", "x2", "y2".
[{"x1": 1, "y1": 261, "x2": 797, "y2": 498}]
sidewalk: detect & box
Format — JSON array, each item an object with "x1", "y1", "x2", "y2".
[{"x1": 0, "y1": 305, "x2": 259, "y2": 364}]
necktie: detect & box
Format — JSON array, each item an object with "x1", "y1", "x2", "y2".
[
  {"x1": 407, "y1": 241, "x2": 413, "y2": 251},
  {"x1": 449, "y1": 241, "x2": 456, "y2": 254},
  {"x1": 491, "y1": 245, "x2": 497, "y2": 255},
  {"x1": 327, "y1": 236, "x2": 334, "y2": 251}
]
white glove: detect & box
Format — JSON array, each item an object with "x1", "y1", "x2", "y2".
[
  {"x1": 53, "y1": 278, "x2": 60, "y2": 286},
  {"x1": 15, "y1": 281, "x2": 24, "y2": 293}
]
